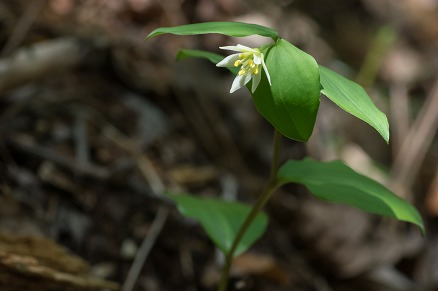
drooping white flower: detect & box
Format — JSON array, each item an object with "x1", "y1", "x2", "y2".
[{"x1": 216, "y1": 44, "x2": 272, "y2": 94}]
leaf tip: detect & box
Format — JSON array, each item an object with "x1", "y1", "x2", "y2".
[
  {"x1": 145, "y1": 29, "x2": 160, "y2": 40},
  {"x1": 382, "y1": 130, "x2": 390, "y2": 144},
  {"x1": 380, "y1": 116, "x2": 390, "y2": 144},
  {"x1": 419, "y1": 224, "x2": 426, "y2": 236}
]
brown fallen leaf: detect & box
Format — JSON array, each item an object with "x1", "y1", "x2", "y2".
[
  {"x1": 168, "y1": 165, "x2": 219, "y2": 187},
  {"x1": 0, "y1": 232, "x2": 119, "y2": 290},
  {"x1": 232, "y1": 252, "x2": 291, "y2": 286}
]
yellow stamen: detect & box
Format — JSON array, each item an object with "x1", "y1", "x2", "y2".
[{"x1": 238, "y1": 69, "x2": 246, "y2": 75}]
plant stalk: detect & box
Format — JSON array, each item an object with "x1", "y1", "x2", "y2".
[{"x1": 218, "y1": 129, "x2": 282, "y2": 291}]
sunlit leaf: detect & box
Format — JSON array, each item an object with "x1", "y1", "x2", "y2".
[
  {"x1": 169, "y1": 193, "x2": 269, "y2": 256},
  {"x1": 277, "y1": 158, "x2": 424, "y2": 234},
  {"x1": 147, "y1": 22, "x2": 278, "y2": 40},
  {"x1": 251, "y1": 40, "x2": 320, "y2": 141},
  {"x1": 177, "y1": 41, "x2": 321, "y2": 141},
  {"x1": 319, "y1": 66, "x2": 390, "y2": 143}
]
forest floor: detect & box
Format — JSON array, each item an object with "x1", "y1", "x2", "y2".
[{"x1": 0, "y1": 0, "x2": 437, "y2": 290}]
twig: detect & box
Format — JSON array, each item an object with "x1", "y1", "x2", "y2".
[
  {"x1": 391, "y1": 78, "x2": 438, "y2": 198},
  {"x1": 1, "y1": 0, "x2": 47, "y2": 57},
  {"x1": 73, "y1": 109, "x2": 90, "y2": 164},
  {"x1": 86, "y1": 111, "x2": 171, "y2": 290},
  {"x1": 122, "y1": 206, "x2": 169, "y2": 291},
  {"x1": 389, "y1": 83, "x2": 410, "y2": 157},
  {"x1": 8, "y1": 133, "x2": 111, "y2": 179},
  {"x1": 99, "y1": 124, "x2": 166, "y2": 196},
  {"x1": 84, "y1": 107, "x2": 170, "y2": 201},
  {"x1": 0, "y1": 37, "x2": 85, "y2": 94}
]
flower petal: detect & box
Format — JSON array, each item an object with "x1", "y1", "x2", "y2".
[
  {"x1": 242, "y1": 72, "x2": 252, "y2": 86},
  {"x1": 230, "y1": 72, "x2": 252, "y2": 93},
  {"x1": 253, "y1": 53, "x2": 262, "y2": 65},
  {"x1": 216, "y1": 53, "x2": 240, "y2": 67},
  {"x1": 261, "y1": 58, "x2": 272, "y2": 85},
  {"x1": 251, "y1": 70, "x2": 261, "y2": 93},
  {"x1": 230, "y1": 75, "x2": 244, "y2": 93},
  {"x1": 219, "y1": 44, "x2": 258, "y2": 53},
  {"x1": 236, "y1": 44, "x2": 257, "y2": 52},
  {"x1": 218, "y1": 43, "x2": 271, "y2": 93},
  {"x1": 219, "y1": 45, "x2": 243, "y2": 52}
]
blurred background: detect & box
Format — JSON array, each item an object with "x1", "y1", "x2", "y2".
[{"x1": 0, "y1": 0, "x2": 437, "y2": 290}]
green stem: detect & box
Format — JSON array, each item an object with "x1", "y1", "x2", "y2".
[{"x1": 218, "y1": 129, "x2": 282, "y2": 291}]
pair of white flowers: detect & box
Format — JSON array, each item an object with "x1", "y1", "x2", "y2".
[{"x1": 216, "y1": 44, "x2": 271, "y2": 94}]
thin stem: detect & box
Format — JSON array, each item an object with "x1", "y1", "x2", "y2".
[
  {"x1": 218, "y1": 129, "x2": 282, "y2": 291},
  {"x1": 269, "y1": 128, "x2": 282, "y2": 185}
]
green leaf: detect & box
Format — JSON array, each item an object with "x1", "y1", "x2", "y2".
[
  {"x1": 169, "y1": 193, "x2": 268, "y2": 256},
  {"x1": 251, "y1": 39, "x2": 320, "y2": 142},
  {"x1": 319, "y1": 66, "x2": 390, "y2": 143},
  {"x1": 277, "y1": 158, "x2": 425, "y2": 234},
  {"x1": 146, "y1": 22, "x2": 279, "y2": 41},
  {"x1": 177, "y1": 49, "x2": 223, "y2": 63},
  {"x1": 176, "y1": 49, "x2": 238, "y2": 74},
  {"x1": 175, "y1": 44, "x2": 320, "y2": 142}
]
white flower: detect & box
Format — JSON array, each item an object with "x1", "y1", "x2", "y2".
[{"x1": 216, "y1": 44, "x2": 272, "y2": 94}]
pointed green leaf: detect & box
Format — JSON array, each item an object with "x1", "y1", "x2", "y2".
[
  {"x1": 319, "y1": 66, "x2": 390, "y2": 143},
  {"x1": 277, "y1": 158, "x2": 424, "y2": 234},
  {"x1": 175, "y1": 45, "x2": 320, "y2": 142},
  {"x1": 146, "y1": 22, "x2": 278, "y2": 40},
  {"x1": 169, "y1": 193, "x2": 268, "y2": 256},
  {"x1": 176, "y1": 49, "x2": 238, "y2": 74},
  {"x1": 177, "y1": 49, "x2": 223, "y2": 63},
  {"x1": 251, "y1": 39, "x2": 320, "y2": 141}
]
